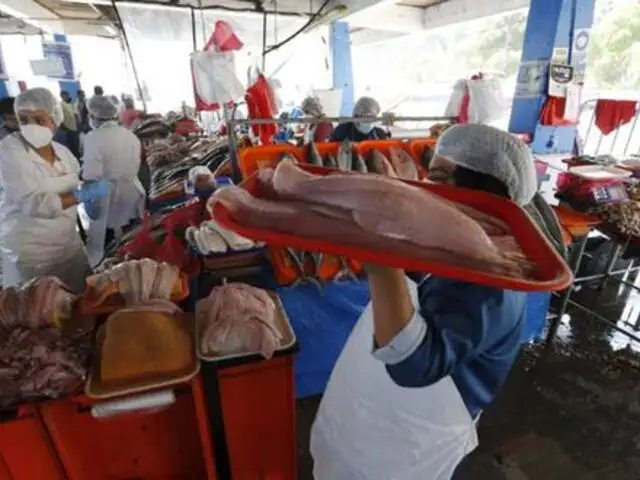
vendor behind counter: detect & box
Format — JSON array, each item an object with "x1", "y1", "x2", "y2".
[{"x1": 330, "y1": 96, "x2": 390, "y2": 142}]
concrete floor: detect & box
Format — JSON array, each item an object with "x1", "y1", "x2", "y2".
[{"x1": 295, "y1": 271, "x2": 640, "y2": 479}]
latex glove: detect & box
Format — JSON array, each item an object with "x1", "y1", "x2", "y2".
[
  {"x1": 381, "y1": 112, "x2": 396, "y2": 127},
  {"x1": 74, "y1": 180, "x2": 110, "y2": 204},
  {"x1": 84, "y1": 200, "x2": 100, "y2": 221}
]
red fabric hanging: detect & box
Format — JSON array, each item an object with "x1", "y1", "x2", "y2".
[
  {"x1": 594, "y1": 99, "x2": 637, "y2": 135},
  {"x1": 457, "y1": 73, "x2": 483, "y2": 124},
  {"x1": 245, "y1": 74, "x2": 278, "y2": 145},
  {"x1": 539, "y1": 96, "x2": 575, "y2": 126}
]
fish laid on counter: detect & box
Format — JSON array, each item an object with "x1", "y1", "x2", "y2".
[
  {"x1": 389, "y1": 147, "x2": 419, "y2": 181},
  {"x1": 87, "y1": 259, "x2": 180, "y2": 305},
  {"x1": 337, "y1": 140, "x2": 353, "y2": 171},
  {"x1": 209, "y1": 161, "x2": 532, "y2": 278},
  {"x1": 322, "y1": 155, "x2": 338, "y2": 168},
  {"x1": 352, "y1": 153, "x2": 368, "y2": 173},
  {"x1": 197, "y1": 283, "x2": 282, "y2": 359},
  {"x1": 306, "y1": 142, "x2": 323, "y2": 166},
  {"x1": 367, "y1": 149, "x2": 396, "y2": 177}
]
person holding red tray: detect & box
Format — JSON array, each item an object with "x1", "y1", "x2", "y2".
[{"x1": 311, "y1": 124, "x2": 564, "y2": 480}]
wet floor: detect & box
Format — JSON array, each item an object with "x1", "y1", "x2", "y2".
[{"x1": 295, "y1": 270, "x2": 640, "y2": 479}]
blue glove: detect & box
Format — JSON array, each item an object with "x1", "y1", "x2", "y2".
[
  {"x1": 84, "y1": 199, "x2": 101, "y2": 220},
  {"x1": 74, "y1": 180, "x2": 110, "y2": 204}
]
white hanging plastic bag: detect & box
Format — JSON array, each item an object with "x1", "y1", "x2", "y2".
[
  {"x1": 444, "y1": 79, "x2": 467, "y2": 119},
  {"x1": 466, "y1": 76, "x2": 508, "y2": 124},
  {"x1": 191, "y1": 50, "x2": 245, "y2": 106}
]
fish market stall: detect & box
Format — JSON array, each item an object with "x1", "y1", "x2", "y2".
[{"x1": 536, "y1": 99, "x2": 640, "y2": 344}]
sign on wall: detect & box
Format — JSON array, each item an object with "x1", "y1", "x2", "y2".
[
  {"x1": 571, "y1": 28, "x2": 590, "y2": 84},
  {"x1": 42, "y1": 41, "x2": 75, "y2": 80},
  {"x1": 514, "y1": 60, "x2": 548, "y2": 98}
]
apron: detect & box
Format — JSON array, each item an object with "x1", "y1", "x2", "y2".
[
  {"x1": 85, "y1": 176, "x2": 145, "y2": 267},
  {"x1": 311, "y1": 278, "x2": 478, "y2": 480},
  {"x1": 3, "y1": 138, "x2": 89, "y2": 293}
]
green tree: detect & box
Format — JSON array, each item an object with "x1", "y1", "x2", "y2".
[{"x1": 587, "y1": 2, "x2": 640, "y2": 90}]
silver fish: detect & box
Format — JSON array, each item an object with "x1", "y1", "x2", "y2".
[
  {"x1": 323, "y1": 155, "x2": 338, "y2": 168},
  {"x1": 352, "y1": 152, "x2": 368, "y2": 173},
  {"x1": 307, "y1": 142, "x2": 323, "y2": 166},
  {"x1": 366, "y1": 149, "x2": 385, "y2": 174},
  {"x1": 337, "y1": 140, "x2": 353, "y2": 171}
]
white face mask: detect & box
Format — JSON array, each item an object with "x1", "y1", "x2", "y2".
[
  {"x1": 20, "y1": 124, "x2": 54, "y2": 148},
  {"x1": 356, "y1": 122, "x2": 374, "y2": 134}
]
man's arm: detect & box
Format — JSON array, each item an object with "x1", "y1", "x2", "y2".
[{"x1": 369, "y1": 272, "x2": 499, "y2": 388}]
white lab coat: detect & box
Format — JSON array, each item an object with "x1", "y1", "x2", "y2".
[
  {"x1": 0, "y1": 134, "x2": 89, "y2": 293},
  {"x1": 311, "y1": 278, "x2": 478, "y2": 480},
  {"x1": 81, "y1": 121, "x2": 145, "y2": 263}
]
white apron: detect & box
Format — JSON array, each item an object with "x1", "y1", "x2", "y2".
[
  {"x1": 2, "y1": 143, "x2": 89, "y2": 293},
  {"x1": 311, "y1": 279, "x2": 478, "y2": 480},
  {"x1": 85, "y1": 176, "x2": 144, "y2": 267}
]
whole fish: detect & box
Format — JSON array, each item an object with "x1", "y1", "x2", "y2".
[
  {"x1": 421, "y1": 146, "x2": 435, "y2": 170},
  {"x1": 351, "y1": 152, "x2": 368, "y2": 173},
  {"x1": 323, "y1": 155, "x2": 338, "y2": 168},
  {"x1": 334, "y1": 256, "x2": 359, "y2": 282},
  {"x1": 367, "y1": 149, "x2": 389, "y2": 174},
  {"x1": 389, "y1": 147, "x2": 419, "y2": 180},
  {"x1": 337, "y1": 140, "x2": 353, "y2": 171},
  {"x1": 307, "y1": 142, "x2": 323, "y2": 166},
  {"x1": 280, "y1": 153, "x2": 299, "y2": 164}
]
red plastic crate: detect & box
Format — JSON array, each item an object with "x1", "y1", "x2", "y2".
[
  {"x1": 214, "y1": 355, "x2": 297, "y2": 480},
  {"x1": 0, "y1": 405, "x2": 65, "y2": 479},
  {"x1": 39, "y1": 378, "x2": 214, "y2": 480}
]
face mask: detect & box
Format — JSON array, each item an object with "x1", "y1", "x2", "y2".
[
  {"x1": 356, "y1": 122, "x2": 374, "y2": 134},
  {"x1": 20, "y1": 124, "x2": 54, "y2": 148}
]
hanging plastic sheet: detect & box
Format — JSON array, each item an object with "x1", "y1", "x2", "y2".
[{"x1": 191, "y1": 50, "x2": 245, "y2": 105}]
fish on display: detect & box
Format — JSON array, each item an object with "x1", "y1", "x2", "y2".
[
  {"x1": 421, "y1": 146, "x2": 435, "y2": 171},
  {"x1": 366, "y1": 149, "x2": 386, "y2": 174},
  {"x1": 323, "y1": 155, "x2": 338, "y2": 168},
  {"x1": 306, "y1": 142, "x2": 323, "y2": 166},
  {"x1": 337, "y1": 140, "x2": 353, "y2": 171},
  {"x1": 389, "y1": 147, "x2": 419, "y2": 180},
  {"x1": 351, "y1": 152, "x2": 368, "y2": 173},
  {"x1": 280, "y1": 153, "x2": 299, "y2": 164}
]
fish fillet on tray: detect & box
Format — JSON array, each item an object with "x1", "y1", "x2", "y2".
[{"x1": 208, "y1": 161, "x2": 572, "y2": 292}]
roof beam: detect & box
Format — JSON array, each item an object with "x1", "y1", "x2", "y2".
[
  {"x1": 347, "y1": 2, "x2": 424, "y2": 32},
  {"x1": 422, "y1": 0, "x2": 528, "y2": 29},
  {"x1": 0, "y1": 0, "x2": 63, "y2": 32}
]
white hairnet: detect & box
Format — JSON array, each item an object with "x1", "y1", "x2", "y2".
[
  {"x1": 301, "y1": 96, "x2": 323, "y2": 117},
  {"x1": 353, "y1": 96, "x2": 380, "y2": 117},
  {"x1": 435, "y1": 124, "x2": 537, "y2": 205},
  {"x1": 14, "y1": 87, "x2": 64, "y2": 126},
  {"x1": 87, "y1": 95, "x2": 119, "y2": 120}
]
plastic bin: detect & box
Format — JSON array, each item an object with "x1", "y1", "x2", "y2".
[
  {"x1": 39, "y1": 378, "x2": 214, "y2": 480},
  {"x1": 0, "y1": 405, "x2": 65, "y2": 479},
  {"x1": 196, "y1": 292, "x2": 298, "y2": 480}
]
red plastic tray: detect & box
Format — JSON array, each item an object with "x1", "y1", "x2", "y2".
[{"x1": 211, "y1": 166, "x2": 573, "y2": 292}]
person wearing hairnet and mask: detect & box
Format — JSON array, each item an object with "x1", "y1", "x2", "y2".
[
  {"x1": 330, "y1": 96, "x2": 390, "y2": 142},
  {"x1": 82, "y1": 94, "x2": 144, "y2": 265},
  {"x1": 301, "y1": 96, "x2": 333, "y2": 143},
  {"x1": 311, "y1": 124, "x2": 564, "y2": 480},
  {"x1": 0, "y1": 88, "x2": 109, "y2": 292}
]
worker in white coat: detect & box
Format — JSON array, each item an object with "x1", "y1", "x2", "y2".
[
  {"x1": 82, "y1": 95, "x2": 144, "y2": 264},
  {"x1": 310, "y1": 125, "x2": 564, "y2": 480},
  {"x1": 0, "y1": 88, "x2": 110, "y2": 292}
]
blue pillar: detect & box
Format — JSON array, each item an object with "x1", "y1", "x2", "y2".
[
  {"x1": 47, "y1": 34, "x2": 80, "y2": 100},
  {"x1": 509, "y1": 0, "x2": 595, "y2": 155},
  {"x1": 330, "y1": 21, "x2": 354, "y2": 116}
]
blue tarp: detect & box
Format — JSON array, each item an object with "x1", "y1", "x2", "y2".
[{"x1": 276, "y1": 279, "x2": 551, "y2": 399}]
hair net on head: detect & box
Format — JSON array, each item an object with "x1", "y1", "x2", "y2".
[
  {"x1": 87, "y1": 95, "x2": 119, "y2": 120},
  {"x1": 301, "y1": 96, "x2": 323, "y2": 117},
  {"x1": 14, "y1": 87, "x2": 64, "y2": 126},
  {"x1": 435, "y1": 124, "x2": 537, "y2": 205},
  {"x1": 353, "y1": 96, "x2": 381, "y2": 117}
]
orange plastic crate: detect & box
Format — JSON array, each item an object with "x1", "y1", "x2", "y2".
[
  {"x1": 200, "y1": 355, "x2": 297, "y2": 480},
  {"x1": 0, "y1": 405, "x2": 65, "y2": 479},
  {"x1": 39, "y1": 378, "x2": 214, "y2": 480}
]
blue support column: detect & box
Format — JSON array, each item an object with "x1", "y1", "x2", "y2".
[
  {"x1": 49, "y1": 34, "x2": 81, "y2": 100},
  {"x1": 509, "y1": 0, "x2": 595, "y2": 155},
  {"x1": 330, "y1": 21, "x2": 354, "y2": 116},
  {"x1": 0, "y1": 40, "x2": 9, "y2": 99}
]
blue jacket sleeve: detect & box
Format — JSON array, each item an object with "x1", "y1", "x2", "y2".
[{"x1": 384, "y1": 283, "x2": 505, "y2": 388}]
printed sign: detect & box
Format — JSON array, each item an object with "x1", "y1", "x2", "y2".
[
  {"x1": 42, "y1": 41, "x2": 75, "y2": 80},
  {"x1": 514, "y1": 60, "x2": 548, "y2": 98},
  {"x1": 572, "y1": 28, "x2": 590, "y2": 83},
  {"x1": 548, "y1": 63, "x2": 574, "y2": 97}
]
